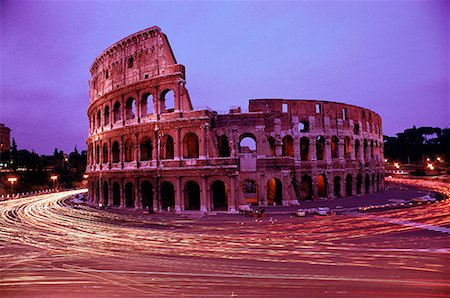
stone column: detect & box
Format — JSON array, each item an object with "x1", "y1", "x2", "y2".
[
  {"x1": 350, "y1": 139, "x2": 356, "y2": 161},
  {"x1": 175, "y1": 127, "x2": 181, "y2": 160},
  {"x1": 136, "y1": 90, "x2": 141, "y2": 123},
  {"x1": 120, "y1": 178, "x2": 125, "y2": 208},
  {"x1": 339, "y1": 174, "x2": 345, "y2": 198},
  {"x1": 200, "y1": 176, "x2": 208, "y2": 212},
  {"x1": 310, "y1": 138, "x2": 317, "y2": 161},
  {"x1": 325, "y1": 138, "x2": 332, "y2": 163},
  {"x1": 98, "y1": 177, "x2": 103, "y2": 206},
  {"x1": 312, "y1": 175, "x2": 318, "y2": 199},
  {"x1": 108, "y1": 178, "x2": 112, "y2": 207},
  {"x1": 199, "y1": 125, "x2": 207, "y2": 159},
  {"x1": 120, "y1": 135, "x2": 124, "y2": 169},
  {"x1": 135, "y1": 177, "x2": 141, "y2": 209},
  {"x1": 134, "y1": 133, "x2": 139, "y2": 167},
  {"x1": 175, "y1": 177, "x2": 182, "y2": 212},
  {"x1": 121, "y1": 95, "x2": 125, "y2": 126},
  {"x1": 326, "y1": 173, "x2": 333, "y2": 199},
  {"x1": 229, "y1": 174, "x2": 237, "y2": 213},
  {"x1": 258, "y1": 173, "x2": 267, "y2": 206}
]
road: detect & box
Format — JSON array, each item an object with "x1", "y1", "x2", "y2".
[{"x1": 0, "y1": 182, "x2": 449, "y2": 297}]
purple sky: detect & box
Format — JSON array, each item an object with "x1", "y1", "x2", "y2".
[{"x1": 1, "y1": 1, "x2": 449, "y2": 155}]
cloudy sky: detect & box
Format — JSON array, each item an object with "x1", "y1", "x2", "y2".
[{"x1": 1, "y1": 1, "x2": 448, "y2": 154}]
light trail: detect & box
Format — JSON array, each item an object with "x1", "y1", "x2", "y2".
[{"x1": 0, "y1": 183, "x2": 449, "y2": 297}]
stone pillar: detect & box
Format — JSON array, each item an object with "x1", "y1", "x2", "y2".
[
  {"x1": 175, "y1": 127, "x2": 181, "y2": 160},
  {"x1": 352, "y1": 173, "x2": 357, "y2": 196},
  {"x1": 120, "y1": 178, "x2": 125, "y2": 208},
  {"x1": 350, "y1": 139, "x2": 356, "y2": 161},
  {"x1": 258, "y1": 173, "x2": 267, "y2": 206},
  {"x1": 199, "y1": 124, "x2": 207, "y2": 159},
  {"x1": 175, "y1": 177, "x2": 182, "y2": 212},
  {"x1": 326, "y1": 173, "x2": 333, "y2": 199},
  {"x1": 325, "y1": 138, "x2": 332, "y2": 163},
  {"x1": 339, "y1": 174, "x2": 345, "y2": 198},
  {"x1": 108, "y1": 178, "x2": 112, "y2": 207},
  {"x1": 98, "y1": 177, "x2": 103, "y2": 206},
  {"x1": 109, "y1": 98, "x2": 113, "y2": 128},
  {"x1": 281, "y1": 171, "x2": 291, "y2": 206},
  {"x1": 136, "y1": 90, "x2": 141, "y2": 123},
  {"x1": 201, "y1": 176, "x2": 208, "y2": 212},
  {"x1": 312, "y1": 175, "x2": 318, "y2": 199},
  {"x1": 135, "y1": 177, "x2": 141, "y2": 209},
  {"x1": 120, "y1": 135, "x2": 124, "y2": 169},
  {"x1": 121, "y1": 95, "x2": 125, "y2": 126},
  {"x1": 134, "y1": 133, "x2": 139, "y2": 167},
  {"x1": 108, "y1": 138, "x2": 112, "y2": 168},
  {"x1": 310, "y1": 139, "x2": 317, "y2": 161},
  {"x1": 229, "y1": 175, "x2": 237, "y2": 213},
  {"x1": 338, "y1": 140, "x2": 345, "y2": 163}
]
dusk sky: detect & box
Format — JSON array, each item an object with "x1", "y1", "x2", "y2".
[{"x1": 1, "y1": 1, "x2": 449, "y2": 155}]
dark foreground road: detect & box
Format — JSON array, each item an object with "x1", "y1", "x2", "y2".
[{"x1": 0, "y1": 181, "x2": 449, "y2": 297}]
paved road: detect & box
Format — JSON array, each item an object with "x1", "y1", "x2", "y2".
[{"x1": 0, "y1": 181, "x2": 449, "y2": 297}]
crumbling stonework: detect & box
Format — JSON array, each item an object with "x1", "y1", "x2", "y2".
[{"x1": 86, "y1": 26, "x2": 384, "y2": 213}]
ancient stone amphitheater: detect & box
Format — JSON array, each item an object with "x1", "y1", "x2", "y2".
[{"x1": 86, "y1": 26, "x2": 384, "y2": 213}]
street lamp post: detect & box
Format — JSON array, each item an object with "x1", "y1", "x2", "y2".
[
  {"x1": 50, "y1": 175, "x2": 58, "y2": 189},
  {"x1": 7, "y1": 177, "x2": 18, "y2": 193}
]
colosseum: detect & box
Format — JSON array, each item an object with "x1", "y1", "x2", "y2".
[{"x1": 86, "y1": 26, "x2": 385, "y2": 213}]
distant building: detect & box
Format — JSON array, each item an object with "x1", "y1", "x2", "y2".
[{"x1": 0, "y1": 123, "x2": 11, "y2": 153}]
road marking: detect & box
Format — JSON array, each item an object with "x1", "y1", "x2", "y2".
[{"x1": 349, "y1": 212, "x2": 450, "y2": 235}]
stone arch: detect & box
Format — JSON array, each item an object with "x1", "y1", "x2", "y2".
[
  {"x1": 370, "y1": 139, "x2": 374, "y2": 159},
  {"x1": 96, "y1": 110, "x2": 101, "y2": 128},
  {"x1": 333, "y1": 176, "x2": 341, "y2": 198},
  {"x1": 95, "y1": 144, "x2": 100, "y2": 164},
  {"x1": 103, "y1": 181, "x2": 109, "y2": 206},
  {"x1": 160, "y1": 181, "x2": 175, "y2": 211},
  {"x1": 141, "y1": 180, "x2": 153, "y2": 211},
  {"x1": 112, "y1": 141, "x2": 120, "y2": 163},
  {"x1": 184, "y1": 181, "x2": 201, "y2": 210},
  {"x1": 124, "y1": 138, "x2": 134, "y2": 162},
  {"x1": 112, "y1": 182, "x2": 120, "y2": 206},
  {"x1": 102, "y1": 143, "x2": 108, "y2": 163},
  {"x1": 299, "y1": 120, "x2": 309, "y2": 132},
  {"x1": 355, "y1": 139, "x2": 361, "y2": 161},
  {"x1": 141, "y1": 93, "x2": 154, "y2": 117},
  {"x1": 356, "y1": 173, "x2": 362, "y2": 195},
  {"x1": 183, "y1": 132, "x2": 199, "y2": 158},
  {"x1": 243, "y1": 178, "x2": 258, "y2": 206},
  {"x1": 300, "y1": 175, "x2": 312, "y2": 200},
  {"x1": 363, "y1": 138, "x2": 368, "y2": 161},
  {"x1": 344, "y1": 136, "x2": 351, "y2": 157},
  {"x1": 267, "y1": 177, "x2": 282, "y2": 205},
  {"x1": 217, "y1": 135, "x2": 230, "y2": 157},
  {"x1": 331, "y1": 136, "x2": 339, "y2": 159},
  {"x1": 140, "y1": 137, "x2": 152, "y2": 161},
  {"x1": 239, "y1": 133, "x2": 257, "y2": 153},
  {"x1": 300, "y1": 137, "x2": 310, "y2": 161},
  {"x1": 113, "y1": 101, "x2": 121, "y2": 122},
  {"x1": 282, "y1": 135, "x2": 294, "y2": 157},
  {"x1": 104, "y1": 105, "x2": 110, "y2": 126},
  {"x1": 317, "y1": 174, "x2": 327, "y2": 197},
  {"x1": 316, "y1": 136, "x2": 325, "y2": 160},
  {"x1": 161, "y1": 89, "x2": 175, "y2": 113},
  {"x1": 162, "y1": 135, "x2": 174, "y2": 159},
  {"x1": 125, "y1": 97, "x2": 136, "y2": 120},
  {"x1": 125, "y1": 182, "x2": 134, "y2": 208},
  {"x1": 211, "y1": 180, "x2": 227, "y2": 211},
  {"x1": 345, "y1": 174, "x2": 353, "y2": 197},
  {"x1": 268, "y1": 136, "x2": 276, "y2": 157}
]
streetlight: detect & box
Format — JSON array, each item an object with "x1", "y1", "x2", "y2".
[
  {"x1": 50, "y1": 175, "x2": 58, "y2": 189},
  {"x1": 7, "y1": 177, "x2": 18, "y2": 193},
  {"x1": 427, "y1": 163, "x2": 435, "y2": 171},
  {"x1": 83, "y1": 174, "x2": 89, "y2": 179},
  {"x1": 394, "y1": 162, "x2": 400, "y2": 169}
]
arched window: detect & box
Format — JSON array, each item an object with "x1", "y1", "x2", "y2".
[
  {"x1": 161, "y1": 89, "x2": 174, "y2": 113},
  {"x1": 370, "y1": 139, "x2": 374, "y2": 159},
  {"x1": 125, "y1": 97, "x2": 136, "y2": 120},
  {"x1": 96, "y1": 110, "x2": 101, "y2": 128},
  {"x1": 268, "y1": 136, "x2": 276, "y2": 157},
  {"x1": 300, "y1": 175, "x2": 312, "y2": 200},
  {"x1": 282, "y1": 135, "x2": 294, "y2": 157},
  {"x1": 299, "y1": 121, "x2": 309, "y2": 132},
  {"x1": 316, "y1": 136, "x2": 325, "y2": 160},
  {"x1": 183, "y1": 133, "x2": 199, "y2": 158},
  {"x1": 331, "y1": 136, "x2": 339, "y2": 159},
  {"x1": 355, "y1": 139, "x2": 361, "y2": 161},
  {"x1": 300, "y1": 137, "x2": 310, "y2": 161},
  {"x1": 239, "y1": 134, "x2": 257, "y2": 154},
  {"x1": 113, "y1": 101, "x2": 121, "y2": 123},
  {"x1": 317, "y1": 174, "x2": 327, "y2": 197},
  {"x1": 112, "y1": 182, "x2": 120, "y2": 206},
  {"x1": 217, "y1": 135, "x2": 230, "y2": 157},
  {"x1": 124, "y1": 139, "x2": 134, "y2": 162},
  {"x1": 363, "y1": 138, "x2": 368, "y2": 161},
  {"x1": 243, "y1": 179, "x2": 258, "y2": 206},
  {"x1": 104, "y1": 106, "x2": 110, "y2": 126},
  {"x1": 333, "y1": 176, "x2": 341, "y2": 198},
  {"x1": 141, "y1": 93, "x2": 153, "y2": 117},
  {"x1": 211, "y1": 180, "x2": 227, "y2": 211},
  {"x1": 161, "y1": 181, "x2": 175, "y2": 211},
  {"x1": 345, "y1": 174, "x2": 353, "y2": 197},
  {"x1": 95, "y1": 144, "x2": 100, "y2": 164},
  {"x1": 102, "y1": 143, "x2": 108, "y2": 163},
  {"x1": 344, "y1": 136, "x2": 351, "y2": 157},
  {"x1": 140, "y1": 137, "x2": 152, "y2": 161},
  {"x1": 112, "y1": 141, "x2": 120, "y2": 163},
  {"x1": 163, "y1": 135, "x2": 174, "y2": 159},
  {"x1": 184, "y1": 181, "x2": 200, "y2": 210},
  {"x1": 125, "y1": 182, "x2": 134, "y2": 208}
]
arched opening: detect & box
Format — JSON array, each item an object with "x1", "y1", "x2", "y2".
[
  {"x1": 243, "y1": 179, "x2": 258, "y2": 206},
  {"x1": 370, "y1": 140, "x2": 374, "y2": 160},
  {"x1": 88, "y1": 144, "x2": 93, "y2": 165},
  {"x1": 239, "y1": 134, "x2": 257, "y2": 154},
  {"x1": 104, "y1": 105, "x2": 110, "y2": 126},
  {"x1": 317, "y1": 174, "x2": 327, "y2": 197},
  {"x1": 96, "y1": 110, "x2": 101, "y2": 128},
  {"x1": 140, "y1": 137, "x2": 152, "y2": 161},
  {"x1": 102, "y1": 144, "x2": 108, "y2": 163},
  {"x1": 267, "y1": 178, "x2": 282, "y2": 205},
  {"x1": 160, "y1": 182, "x2": 175, "y2": 211},
  {"x1": 112, "y1": 182, "x2": 120, "y2": 206},
  {"x1": 162, "y1": 135, "x2": 174, "y2": 159},
  {"x1": 113, "y1": 101, "x2": 121, "y2": 123},
  {"x1": 217, "y1": 135, "x2": 230, "y2": 157},
  {"x1": 300, "y1": 137, "x2": 310, "y2": 161},
  {"x1": 333, "y1": 176, "x2": 341, "y2": 198},
  {"x1": 184, "y1": 181, "x2": 200, "y2": 210},
  {"x1": 125, "y1": 182, "x2": 134, "y2": 208},
  {"x1": 95, "y1": 144, "x2": 100, "y2": 164},
  {"x1": 363, "y1": 138, "x2": 368, "y2": 162},
  {"x1": 365, "y1": 173, "x2": 370, "y2": 194},
  {"x1": 372, "y1": 173, "x2": 375, "y2": 191},
  {"x1": 112, "y1": 141, "x2": 120, "y2": 163},
  {"x1": 355, "y1": 139, "x2": 361, "y2": 161},
  {"x1": 344, "y1": 136, "x2": 351, "y2": 157},
  {"x1": 125, "y1": 97, "x2": 136, "y2": 120},
  {"x1": 103, "y1": 181, "x2": 109, "y2": 206},
  {"x1": 282, "y1": 135, "x2": 294, "y2": 157},
  {"x1": 141, "y1": 93, "x2": 153, "y2": 117},
  {"x1": 124, "y1": 139, "x2": 134, "y2": 162},
  {"x1": 316, "y1": 136, "x2": 325, "y2": 160},
  {"x1": 299, "y1": 121, "x2": 309, "y2": 132},
  {"x1": 345, "y1": 174, "x2": 353, "y2": 197},
  {"x1": 331, "y1": 136, "x2": 339, "y2": 159},
  {"x1": 211, "y1": 180, "x2": 227, "y2": 211},
  {"x1": 300, "y1": 175, "x2": 312, "y2": 200},
  {"x1": 161, "y1": 89, "x2": 174, "y2": 113},
  {"x1": 141, "y1": 180, "x2": 153, "y2": 211},
  {"x1": 268, "y1": 136, "x2": 276, "y2": 157},
  {"x1": 356, "y1": 173, "x2": 362, "y2": 194},
  {"x1": 183, "y1": 133, "x2": 199, "y2": 158}
]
